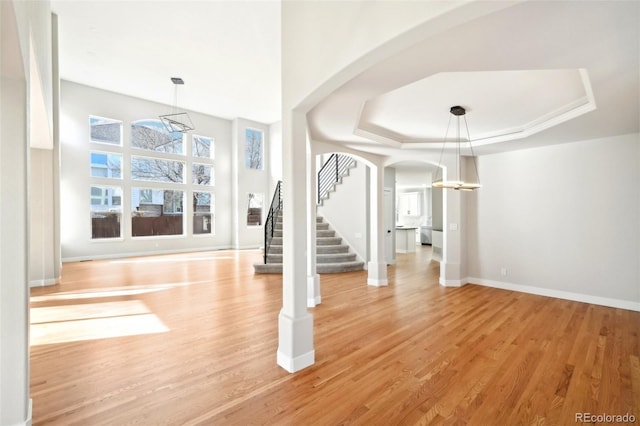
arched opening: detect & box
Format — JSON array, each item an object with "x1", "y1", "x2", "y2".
[{"x1": 385, "y1": 160, "x2": 444, "y2": 281}]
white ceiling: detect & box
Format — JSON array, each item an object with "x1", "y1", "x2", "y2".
[
  {"x1": 51, "y1": 0, "x2": 281, "y2": 124},
  {"x1": 52, "y1": 1, "x2": 638, "y2": 157}
]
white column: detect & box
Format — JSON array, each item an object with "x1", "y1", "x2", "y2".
[
  {"x1": 278, "y1": 109, "x2": 314, "y2": 373},
  {"x1": 306, "y1": 143, "x2": 320, "y2": 307},
  {"x1": 439, "y1": 162, "x2": 464, "y2": 287},
  {"x1": 1, "y1": 3, "x2": 31, "y2": 422},
  {"x1": 367, "y1": 163, "x2": 388, "y2": 286}
]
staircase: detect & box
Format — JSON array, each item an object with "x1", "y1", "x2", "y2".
[
  {"x1": 254, "y1": 212, "x2": 365, "y2": 274},
  {"x1": 317, "y1": 154, "x2": 356, "y2": 205}
]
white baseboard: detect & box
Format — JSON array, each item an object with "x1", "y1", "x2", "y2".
[
  {"x1": 62, "y1": 245, "x2": 234, "y2": 262},
  {"x1": 277, "y1": 349, "x2": 315, "y2": 373},
  {"x1": 467, "y1": 277, "x2": 640, "y2": 312},
  {"x1": 367, "y1": 277, "x2": 389, "y2": 287},
  {"x1": 29, "y1": 278, "x2": 58, "y2": 288},
  {"x1": 307, "y1": 295, "x2": 321, "y2": 307},
  {"x1": 10, "y1": 398, "x2": 32, "y2": 426},
  {"x1": 439, "y1": 278, "x2": 465, "y2": 287}
]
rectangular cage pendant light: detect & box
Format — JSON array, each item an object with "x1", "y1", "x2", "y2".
[{"x1": 159, "y1": 77, "x2": 195, "y2": 133}]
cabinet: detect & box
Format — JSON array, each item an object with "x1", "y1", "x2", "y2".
[{"x1": 398, "y1": 192, "x2": 420, "y2": 216}]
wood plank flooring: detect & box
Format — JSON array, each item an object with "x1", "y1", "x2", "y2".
[{"x1": 30, "y1": 246, "x2": 639, "y2": 425}]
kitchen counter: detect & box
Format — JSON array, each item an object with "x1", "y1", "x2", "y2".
[{"x1": 396, "y1": 227, "x2": 417, "y2": 253}]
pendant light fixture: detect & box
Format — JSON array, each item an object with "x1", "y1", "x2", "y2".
[
  {"x1": 432, "y1": 106, "x2": 481, "y2": 191},
  {"x1": 159, "y1": 77, "x2": 195, "y2": 133}
]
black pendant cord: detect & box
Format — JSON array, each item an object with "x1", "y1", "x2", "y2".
[
  {"x1": 463, "y1": 115, "x2": 481, "y2": 185},
  {"x1": 434, "y1": 113, "x2": 452, "y2": 182}
]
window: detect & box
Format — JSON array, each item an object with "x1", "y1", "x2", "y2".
[
  {"x1": 245, "y1": 128, "x2": 263, "y2": 170},
  {"x1": 90, "y1": 152, "x2": 122, "y2": 178},
  {"x1": 90, "y1": 186, "x2": 122, "y2": 239},
  {"x1": 246, "y1": 192, "x2": 263, "y2": 226},
  {"x1": 90, "y1": 116, "x2": 122, "y2": 146},
  {"x1": 88, "y1": 115, "x2": 215, "y2": 239},
  {"x1": 193, "y1": 191, "x2": 213, "y2": 235},
  {"x1": 131, "y1": 188, "x2": 184, "y2": 237},
  {"x1": 131, "y1": 156, "x2": 184, "y2": 183},
  {"x1": 192, "y1": 164, "x2": 212, "y2": 186},
  {"x1": 193, "y1": 135, "x2": 213, "y2": 159},
  {"x1": 139, "y1": 189, "x2": 153, "y2": 203},
  {"x1": 131, "y1": 119, "x2": 183, "y2": 154}
]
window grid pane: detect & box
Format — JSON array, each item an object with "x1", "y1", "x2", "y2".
[
  {"x1": 192, "y1": 163, "x2": 213, "y2": 186},
  {"x1": 131, "y1": 156, "x2": 184, "y2": 183},
  {"x1": 91, "y1": 186, "x2": 122, "y2": 239},
  {"x1": 91, "y1": 152, "x2": 122, "y2": 179},
  {"x1": 90, "y1": 116, "x2": 122, "y2": 146},
  {"x1": 193, "y1": 191, "x2": 214, "y2": 235},
  {"x1": 193, "y1": 135, "x2": 213, "y2": 159},
  {"x1": 131, "y1": 119, "x2": 184, "y2": 154},
  {"x1": 131, "y1": 188, "x2": 184, "y2": 237}
]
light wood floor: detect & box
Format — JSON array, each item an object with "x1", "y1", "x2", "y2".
[{"x1": 30, "y1": 246, "x2": 639, "y2": 425}]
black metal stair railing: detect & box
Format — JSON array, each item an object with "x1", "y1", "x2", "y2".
[
  {"x1": 263, "y1": 180, "x2": 283, "y2": 264},
  {"x1": 317, "y1": 154, "x2": 355, "y2": 204}
]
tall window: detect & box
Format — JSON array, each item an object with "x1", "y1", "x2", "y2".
[{"x1": 245, "y1": 128, "x2": 263, "y2": 170}]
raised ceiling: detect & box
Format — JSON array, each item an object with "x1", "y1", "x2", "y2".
[
  {"x1": 308, "y1": 0, "x2": 639, "y2": 156},
  {"x1": 51, "y1": 1, "x2": 638, "y2": 157},
  {"x1": 356, "y1": 69, "x2": 595, "y2": 148}
]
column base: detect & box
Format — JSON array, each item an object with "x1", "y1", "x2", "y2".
[
  {"x1": 367, "y1": 261, "x2": 388, "y2": 286},
  {"x1": 439, "y1": 261, "x2": 465, "y2": 287},
  {"x1": 307, "y1": 274, "x2": 321, "y2": 307},
  {"x1": 277, "y1": 310, "x2": 314, "y2": 373}
]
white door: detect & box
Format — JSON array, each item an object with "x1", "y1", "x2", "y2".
[{"x1": 384, "y1": 188, "x2": 394, "y2": 264}]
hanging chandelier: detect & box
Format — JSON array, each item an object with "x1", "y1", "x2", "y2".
[
  {"x1": 432, "y1": 106, "x2": 481, "y2": 191},
  {"x1": 159, "y1": 77, "x2": 195, "y2": 133}
]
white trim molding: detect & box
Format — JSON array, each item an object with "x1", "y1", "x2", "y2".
[
  {"x1": 62, "y1": 245, "x2": 234, "y2": 262},
  {"x1": 10, "y1": 398, "x2": 32, "y2": 426},
  {"x1": 29, "y1": 278, "x2": 58, "y2": 288},
  {"x1": 468, "y1": 277, "x2": 640, "y2": 312},
  {"x1": 439, "y1": 277, "x2": 466, "y2": 287}
]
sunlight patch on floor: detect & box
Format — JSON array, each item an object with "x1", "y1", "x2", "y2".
[
  {"x1": 109, "y1": 256, "x2": 234, "y2": 264},
  {"x1": 30, "y1": 280, "x2": 210, "y2": 303},
  {"x1": 30, "y1": 300, "x2": 169, "y2": 345}
]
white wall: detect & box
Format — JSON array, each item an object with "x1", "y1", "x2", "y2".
[
  {"x1": 269, "y1": 120, "x2": 282, "y2": 192},
  {"x1": 318, "y1": 160, "x2": 368, "y2": 263},
  {"x1": 13, "y1": 0, "x2": 53, "y2": 150},
  {"x1": 466, "y1": 133, "x2": 640, "y2": 309},
  {"x1": 60, "y1": 81, "x2": 234, "y2": 260}
]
